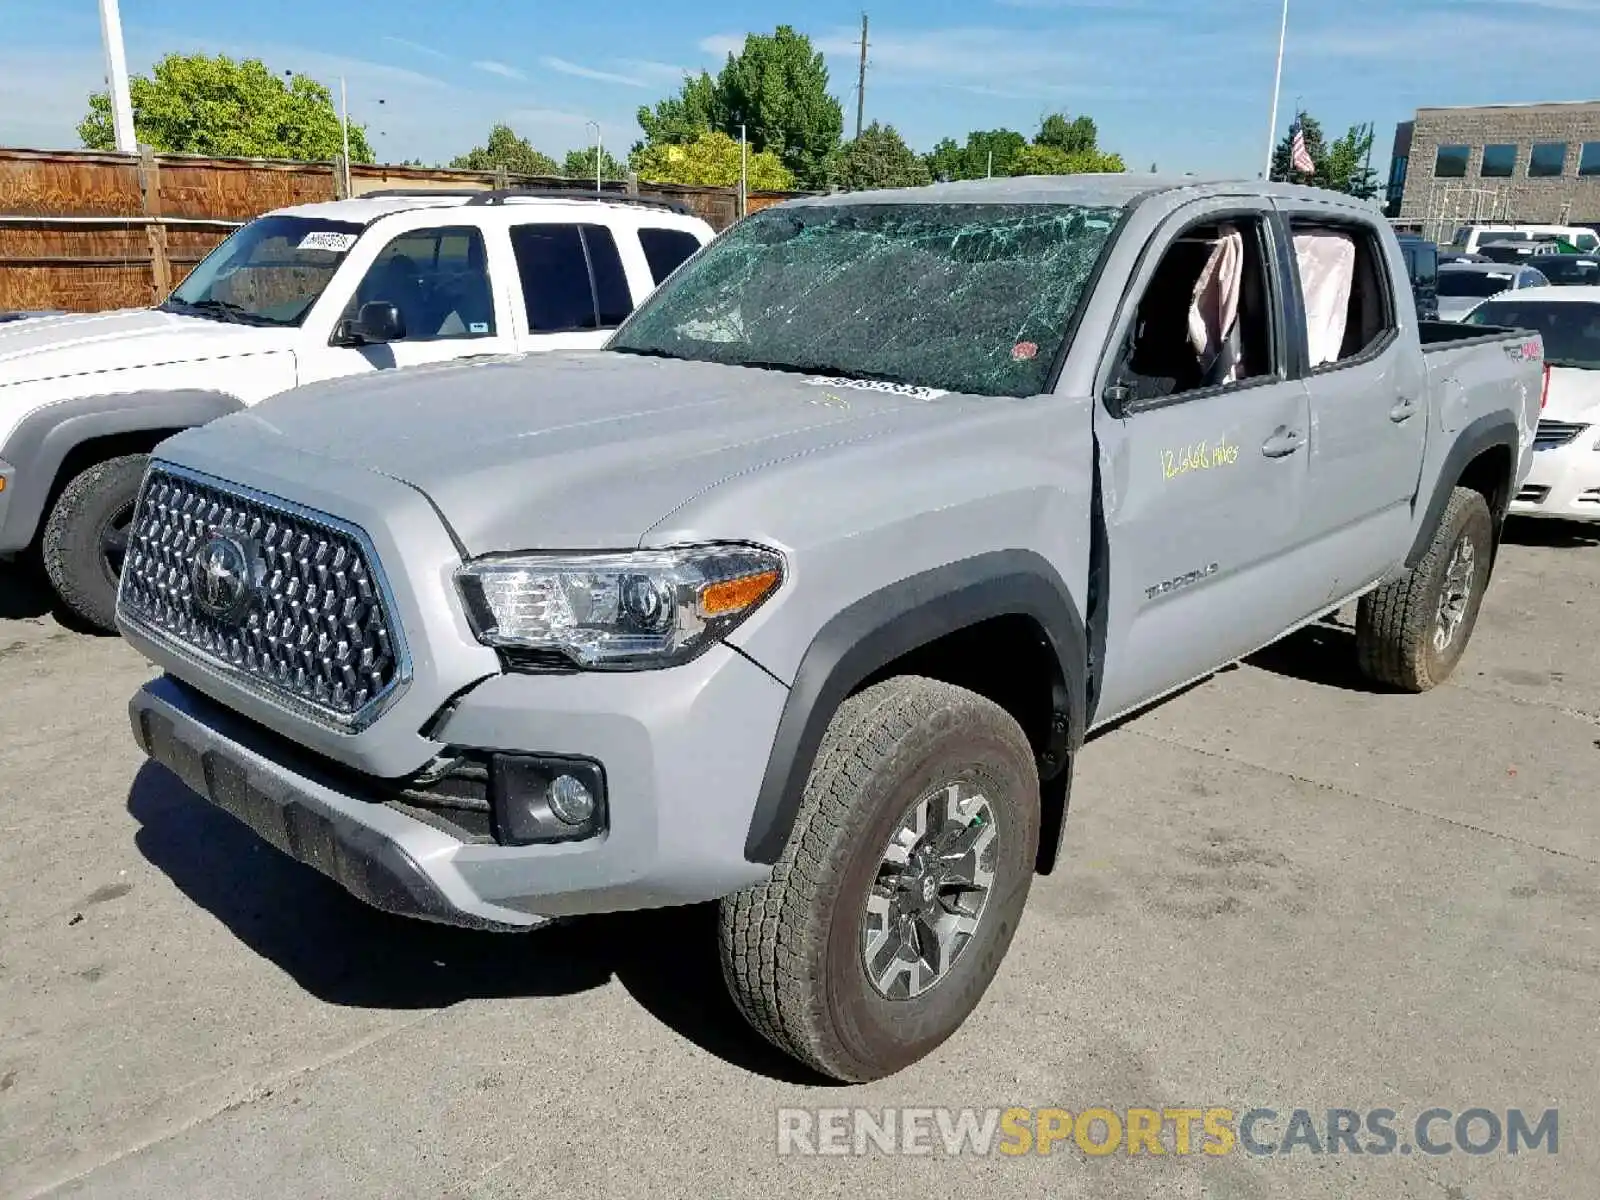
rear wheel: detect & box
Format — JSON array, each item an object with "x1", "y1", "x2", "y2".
[
  {"x1": 1356, "y1": 486, "x2": 1494, "y2": 692},
  {"x1": 718, "y1": 676, "x2": 1039, "y2": 1082},
  {"x1": 40, "y1": 454, "x2": 147, "y2": 632}
]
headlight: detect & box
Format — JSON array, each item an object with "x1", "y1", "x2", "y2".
[{"x1": 455, "y1": 544, "x2": 784, "y2": 669}]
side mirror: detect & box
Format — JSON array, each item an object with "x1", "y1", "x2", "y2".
[{"x1": 346, "y1": 301, "x2": 406, "y2": 345}]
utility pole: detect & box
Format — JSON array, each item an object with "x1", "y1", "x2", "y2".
[
  {"x1": 97, "y1": 0, "x2": 136, "y2": 152},
  {"x1": 856, "y1": 13, "x2": 868, "y2": 140},
  {"x1": 740, "y1": 124, "x2": 748, "y2": 218}
]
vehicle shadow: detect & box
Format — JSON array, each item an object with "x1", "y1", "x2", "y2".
[
  {"x1": 127, "y1": 762, "x2": 826, "y2": 1085},
  {"x1": 0, "y1": 560, "x2": 53, "y2": 621},
  {"x1": 1244, "y1": 616, "x2": 1399, "y2": 694},
  {"x1": 0, "y1": 559, "x2": 113, "y2": 633},
  {"x1": 1500, "y1": 518, "x2": 1600, "y2": 549}
]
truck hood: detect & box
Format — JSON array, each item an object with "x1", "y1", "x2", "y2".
[
  {"x1": 0, "y1": 307, "x2": 296, "y2": 387},
  {"x1": 177, "y1": 350, "x2": 981, "y2": 554}
]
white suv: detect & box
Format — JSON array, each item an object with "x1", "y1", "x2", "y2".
[{"x1": 0, "y1": 189, "x2": 715, "y2": 629}]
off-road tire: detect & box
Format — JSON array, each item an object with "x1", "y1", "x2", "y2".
[
  {"x1": 718, "y1": 675, "x2": 1040, "y2": 1082},
  {"x1": 1356, "y1": 486, "x2": 1494, "y2": 692},
  {"x1": 40, "y1": 454, "x2": 148, "y2": 632}
]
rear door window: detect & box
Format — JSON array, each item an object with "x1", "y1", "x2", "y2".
[
  {"x1": 582, "y1": 225, "x2": 634, "y2": 327},
  {"x1": 509, "y1": 223, "x2": 636, "y2": 332},
  {"x1": 637, "y1": 227, "x2": 705, "y2": 284}
]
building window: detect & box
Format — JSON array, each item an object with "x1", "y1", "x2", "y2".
[
  {"x1": 1480, "y1": 144, "x2": 1516, "y2": 177},
  {"x1": 1529, "y1": 142, "x2": 1568, "y2": 177},
  {"x1": 1580, "y1": 143, "x2": 1600, "y2": 177},
  {"x1": 1434, "y1": 144, "x2": 1470, "y2": 178},
  {"x1": 1387, "y1": 154, "x2": 1409, "y2": 208}
]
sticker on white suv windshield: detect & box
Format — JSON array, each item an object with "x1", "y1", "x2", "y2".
[
  {"x1": 297, "y1": 231, "x2": 358, "y2": 253},
  {"x1": 804, "y1": 376, "x2": 946, "y2": 400}
]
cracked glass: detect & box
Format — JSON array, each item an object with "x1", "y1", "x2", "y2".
[{"x1": 610, "y1": 202, "x2": 1122, "y2": 398}]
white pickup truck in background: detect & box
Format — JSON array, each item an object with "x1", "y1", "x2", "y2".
[{"x1": 0, "y1": 189, "x2": 714, "y2": 629}]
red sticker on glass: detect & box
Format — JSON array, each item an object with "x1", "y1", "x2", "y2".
[{"x1": 1011, "y1": 341, "x2": 1038, "y2": 361}]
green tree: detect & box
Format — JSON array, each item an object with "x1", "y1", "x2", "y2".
[
  {"x1": 78, "y1": 53, "x2": 373, "y2": 161},
  {"x1": 450, "y1": 124, "x2": 560, "y2": 175},
  {"x1": 634, "y1": 26, "x2": 842, "y2": 190},
  {"x1": 632, "y1": 130, "x2": 794, "y2": 189},
  {"x1": 636, "y1": 71, "x2": 722, "y2": 149},
  {"x1": 1009, "y1": 143, "x2": 1125, "y2": 176},
  {"x1": 1035, "y1": 113, "x2": 1099, "y2": 156},
  {"x1": 1270, "y1": 114, "x2": 1378, "y2": 198},
  {"x1": 827, "y1": 122, "x2": 931, "y2": 192},
  {"x1": 925, "y1": 129, "x2": 1027, "y2": 182},
  {"x1": 561, "y1": 146, "x2": 628, "y2": 181}
]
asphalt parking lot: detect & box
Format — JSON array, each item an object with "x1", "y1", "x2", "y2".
[{"x1": 2, "y1": 522, "x2": 1597, "y2": 1200}]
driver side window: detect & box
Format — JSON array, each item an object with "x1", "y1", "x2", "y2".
[
  {"x1": 1115, "y1": 216, "x2": 1278, "y2": 406},
  {"x1": 344, "y1": 226, "x2": 496, "y2": 342}
]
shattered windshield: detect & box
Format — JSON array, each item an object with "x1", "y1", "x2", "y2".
[{"x1": 609, "y1": 202, "x2": 1122, "y2": 398}]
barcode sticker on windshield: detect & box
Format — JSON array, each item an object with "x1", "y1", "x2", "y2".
[
  {"x1": 805, "y1": 376, "x2": 946, "y2": 400},
  {"x1": 298, "y1": 231, "x2": 358, "y2": 253}
]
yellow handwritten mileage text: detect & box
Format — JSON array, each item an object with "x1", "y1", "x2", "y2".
[
  {"x1": 1160, "y1": 438, "x2": 1240, "y2": 481},
  {"x1": 997, "y1": 1107, "x2": 1237, "y2": 1155}
]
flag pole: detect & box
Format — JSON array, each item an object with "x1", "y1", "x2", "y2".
[{"x1": 1264, "y1": 0, "x2": 1289, "y2": 178}]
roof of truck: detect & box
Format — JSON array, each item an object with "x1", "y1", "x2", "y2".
[{"x1": 787, "y1": 174, "x2": 1383, "y2": 211}]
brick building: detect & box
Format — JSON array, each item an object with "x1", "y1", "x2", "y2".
[{"x1": 1387, "y1": 101, "x2": 1600, "y2": 237}]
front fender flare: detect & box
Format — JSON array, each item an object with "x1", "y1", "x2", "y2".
[
  {"x1": 0, "y1": 389, "x2": 244, "y2": 552},
  {"x1": 742, "y1": 549, "x2": 1088, "y2": 867}
]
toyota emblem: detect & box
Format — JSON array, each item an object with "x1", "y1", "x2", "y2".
[{"x1": 190, "y1": 533, "x2": 258, "y2": 624}]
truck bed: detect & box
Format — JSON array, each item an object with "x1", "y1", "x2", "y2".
[{"x1": 1418, "y1": 320, "x2": 1529, "y2": 351}]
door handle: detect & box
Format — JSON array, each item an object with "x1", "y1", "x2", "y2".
[
  {"x1": 1261, "y1": 427, "x2": 1306, "y2": 458},
  {"x1": 1389, "y1": 397, "x2": 1418, "y2": 423}
]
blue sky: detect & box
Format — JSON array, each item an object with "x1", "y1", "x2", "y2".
[{"x1": 3, "y1": 0, "x2": 1599, "y2": 176}]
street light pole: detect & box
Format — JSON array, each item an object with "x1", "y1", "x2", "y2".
[
  {"x1": 339, "y1": 76, "x2": 352, "y2": 195},
  {"x1": 585, "y1": 121, "x2": 602, "y2": 191},
  {"x1": 97, "y1": 0, "x2": 137, "y2": 152},
  {"x1": 1264, "y1": 0, "x2": 1289, "y2": 180}
]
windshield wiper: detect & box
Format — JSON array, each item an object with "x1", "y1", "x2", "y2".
[
  {"x1": 610, "y1": 346, "x2": 688, "y2": 361},
  {"x1": 740, "y1": 360, "x2": 911, "y2": 385},
  {"x1": 163, "y1": 297, "x2": 277, "y2": 325}
]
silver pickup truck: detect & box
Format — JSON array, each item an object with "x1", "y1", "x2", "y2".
[{"x1": 117, "y1": 176, "x2": 1542, "y2": 1082}]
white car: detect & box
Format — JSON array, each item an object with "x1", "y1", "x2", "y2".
[
  {"x1": 0, "y1": 189, "x2": 714, "y2": 629},
  {"x1": 1450, "y1": 224, "x2": 1600, "y2": 255},
  {"x1": 1437, "y1": 262, "x2": 1550, "y2": 321},
  {"x1": 1461, "y1": 286, "x2": 1600, "y2": 520}
]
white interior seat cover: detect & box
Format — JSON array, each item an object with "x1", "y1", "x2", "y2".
[
  {"x1": 1188, "y1": 227, "x2": 1245, "y2": 383},
  {"x1": 1294, "y1": 231, "x2": 1355, "y2": 367}
]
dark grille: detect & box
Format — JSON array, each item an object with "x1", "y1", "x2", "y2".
[
  {"x1": 118, "y1": 467, "x2": 406, "y2": 727},
  {"x1": 1516, "y1": 485, "x2": 1551, "y2": 504},
  {"x1": 1534, "y1": 420, "x2": 1588, "y2": 450}
]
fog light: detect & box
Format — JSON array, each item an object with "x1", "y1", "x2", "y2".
[
  {"x1": 489, "y1": 753, "x2": 607, "y2": 845},
  {"x1": 548, "y1": 773, "x2": 596, "y2": 825}
]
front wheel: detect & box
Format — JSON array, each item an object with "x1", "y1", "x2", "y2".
[
  {"x1": 1356, "y1": 486, "x2": 1494, "y2": 692},
  {"x1": 40, "y1": 454, "x2": 148, "y2": 632},
  {"x1": 719, "y1": 676, "x2": 1040, "y2": 1082}
]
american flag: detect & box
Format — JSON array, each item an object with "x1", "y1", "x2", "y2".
[{"x1": 1290, "y1": 121, "x2": 1315, "y2": 174}]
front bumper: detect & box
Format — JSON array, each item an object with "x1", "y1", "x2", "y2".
[
  {"x1": 129, "y1": 642, "x2": 788, "y2": 929},
  {"x1": 1509, "y1": 437, "x2": 1600, "y2": 521}
]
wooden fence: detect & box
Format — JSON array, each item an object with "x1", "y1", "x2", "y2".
[{"x1": 0, "y1": 147, "x2": 805, "y2": 312}]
